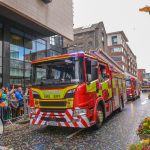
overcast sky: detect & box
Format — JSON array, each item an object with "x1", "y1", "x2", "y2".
[{"x1": 73, "y1": 0, "x2": 150, "y2": 72}]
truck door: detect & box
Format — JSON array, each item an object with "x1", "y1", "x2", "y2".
[
  {"x1": 85, "y1": 58, "x2": 99, "y2": 108},
  {"x1": 99, "y1": 64, "x2": 112, "y2": 100},
  {"x1": 112, "y1": 78, "x2": 120, "y2": 109}
]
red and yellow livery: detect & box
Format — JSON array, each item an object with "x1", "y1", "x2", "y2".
[{"x1": 29, "y1": 51, "x2": 127, "y2": 128}]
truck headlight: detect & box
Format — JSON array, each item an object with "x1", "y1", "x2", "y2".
[
  {"x1": 65, "y1": 89, "x2": 75, "y2": 98},
  {"x1": 34, "y1": 99, "x2": 39, "y2": 107},
  {"x1": 73, "y1": 109, "x2": 87, "y2": 117}
]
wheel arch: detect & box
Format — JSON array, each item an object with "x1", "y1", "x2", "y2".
[{"x1": 93, "y1": 97, "x2": 105, "y2": 122}]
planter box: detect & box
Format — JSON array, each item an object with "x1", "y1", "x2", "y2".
[{"x1": 139, "y1": 134, "x2": 150, "y2": 140}]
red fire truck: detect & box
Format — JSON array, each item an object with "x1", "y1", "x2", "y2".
[
  {"x1": 141, "y1": 79, "x2": 150, "y2": 92},
  {"x1": 29, "y1": 51, "x2": 127, "y2": 128},
  {"x1": 126, "y1": 76, "x2": 140, "y2": 100}
]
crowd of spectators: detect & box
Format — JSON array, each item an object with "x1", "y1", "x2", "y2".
[{"x1": 0, "y1": 85, "x2": 25, "y2": 120}]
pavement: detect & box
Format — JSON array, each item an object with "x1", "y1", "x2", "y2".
[{"x1": 0, "y1": 93, "x2": 150, "y2": 150}]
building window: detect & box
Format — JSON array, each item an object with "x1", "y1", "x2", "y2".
[
  {"x1": 50, "y1": 35, "x2": 63, "y2": 47},
  {"x1": 36, "y1": 39, "x2": 46, "y2": 59},
  {"x1": 112, "y1": 36, "x2": 117, "y2": 45},
  {"x1": 112, "y1": 56, "x2": 122, "y2": 61},
  {"x1": 10, "y1": 28, "x2": 47, "y2": 88},
  {"x1": 112, "y1": 47, "x2": 122, "y2": 52},
  {"x1": 122, "y1": 56, "x2": 125, "y2": 62},
  {"x1": 50, "y1": 36, "x2": 55, "y2": 45},
  {"x1": 47, "y1": 50, "x2": 61, "y2": 56}
]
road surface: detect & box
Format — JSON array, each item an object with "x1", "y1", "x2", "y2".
[{"x1": 0, "y1": 93, "x2": 150, "y2": 150}]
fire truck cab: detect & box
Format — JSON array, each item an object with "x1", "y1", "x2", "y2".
[
  {"x1": 29, "y1": 52, "x2": 126, "y2": 128},
  {"x1": 126, "y1": 76, "x2": 140, "y2": 100},
  {"x1": 141, "y1": 79, "x2": 150, "y2": 92}
]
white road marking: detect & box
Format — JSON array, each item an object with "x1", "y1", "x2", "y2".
[{"x1": 66, "y1": 129, "x2": 84, "y2": 139}]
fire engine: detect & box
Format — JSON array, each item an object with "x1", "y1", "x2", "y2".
[
  {"x1": 29, "y1": 51, "x2": 127, "y2": 128},
  {"x1": 126, "y1": 76, "x2": 141, "y2": 100},
  {"x1": 141, "y1": 79, "x2": 150, "y2": 92}
]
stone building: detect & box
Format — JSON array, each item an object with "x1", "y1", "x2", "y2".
[
  {"x1": 64, "y1": 22, "x2": 108, "y2": 54},
  {"x1": 107, "y1": 31, "x2": 137, "y2": 77}
]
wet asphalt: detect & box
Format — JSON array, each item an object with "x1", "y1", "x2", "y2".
[{"x1": 0, "y1": 92, "x2": 150, "y2": 150}]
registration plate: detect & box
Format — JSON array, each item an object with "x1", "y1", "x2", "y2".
[{"x1": 47, "y1": 121, "x2": 58, "y2": 126}]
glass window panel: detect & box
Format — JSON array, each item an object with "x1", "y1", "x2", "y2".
[
  {"x1": 37, "y1": 51, "x2": 46, "y2": 59},
  {"x1": 25, "y1": 62, "x2": 31, "y2": 70},
  {"x1": 10, "y1": 79, "x2": 23, "y2": 85},
  {"x1": 112, "y1": 47, "x2": 122, "y2": 52},
  {"x1": 0, "y1": 28, "x2": 2, "y2": 57},
  {"x1": 24, "y1": 38, "x2": 32, "y2": 49},
  {"x1": 37, "y1": 39, "x2": 46, "y2": 45},
  {"x1": 10, "y1": 35, "x2": 24, "y2": 60},
  {"x1": 37, "y1": 42, "x2": 46, "y2": 51},
  {"x1": 112, "y1": 36, "x2": 117, "y2": 45},
  {"x1": 10, "y1": 68, "x2": 23, "y2": 77},
  {"x1": 112, "y1": 56, "x2": 122, "y2": 61},
  {"x1": 25, "y1": 48, "x2": 31, "y2": 62},
  {"x1": 0, "y1": 57, "x2": 2, "y2": 66},
  {"x1": 0, "y1": 66, "x2": 2, "y2": 74},
  {"x1": 10, "y1": 28, "x2": 49, "y2": 88},
  {"x1": 32, "y1": 40, "x2": 36, "y2": 52},
  {"x1": 47, "y1": 50, "x2": 60, "y2": 57},
  {"x1": 25, "y1": 70, "x2": 31, "y2": 77},
  {"x1": 50, "y1": 36, "x2": 55, "y2": 45},
  {"x1": 36, "y1": 39, "x2": 46, "y2": 59},
  {"x1": 15, "y1": 59, "x2": 23, "y2": 69}
]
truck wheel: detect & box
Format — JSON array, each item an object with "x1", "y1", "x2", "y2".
[
  {"x1": 118, "y1": 98, "x2": 124, "y2": 112},
  {"x1": 94, "y1": 105, "x2": 104, "y2": 129}
]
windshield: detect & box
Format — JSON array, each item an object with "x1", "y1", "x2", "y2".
[
  {"x1": 126, "y1": 80, "x2": 131, "y2": 88},
  {"x1": 32, "y1": 56, "x2": 84, "y2": 87}
]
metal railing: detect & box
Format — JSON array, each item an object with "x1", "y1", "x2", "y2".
[{"x1": 0, "y1": 95, "x2": 29, "y2": 124}]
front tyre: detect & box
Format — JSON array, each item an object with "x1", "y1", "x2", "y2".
[{"x1": 94, "y1": 105, "x2": 104, "y2": 129}]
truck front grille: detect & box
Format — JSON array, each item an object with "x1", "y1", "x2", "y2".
[
  {"x1": 39, "y1": 101, "x2": 66, "y2": 107},
  {"x1": 40, "y1": 108, "x2": 66, "y2": 113},
  {"x1": 41, "y1": 117, "x2": 66, "y2": 122}
]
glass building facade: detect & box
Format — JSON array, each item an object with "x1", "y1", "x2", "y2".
[
  {"x1": 0, "y1": 18, "x2": 64, "y2": 89},
  {"x1": 0, "y1": 23, "x2": 2, "y2": 87}
]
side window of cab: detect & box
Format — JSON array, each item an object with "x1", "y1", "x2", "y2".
[
  {"x1": 86, "y1": 58, "x2": 98, "y2": 82},
  {"x1": 99, "y1": 64, "x2": 109, "y2": 82}
]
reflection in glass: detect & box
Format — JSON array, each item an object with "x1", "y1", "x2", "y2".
[
  {"x1": 32, "y1": 57, "x2": 84, "y2": 87},
  {"x1": 10, "y1": 30, "x2": 47, "y2": 88}
]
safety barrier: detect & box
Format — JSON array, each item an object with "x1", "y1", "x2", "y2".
[{"x1": 0, "y1": 95, "x2": 29, "y2": 123}]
